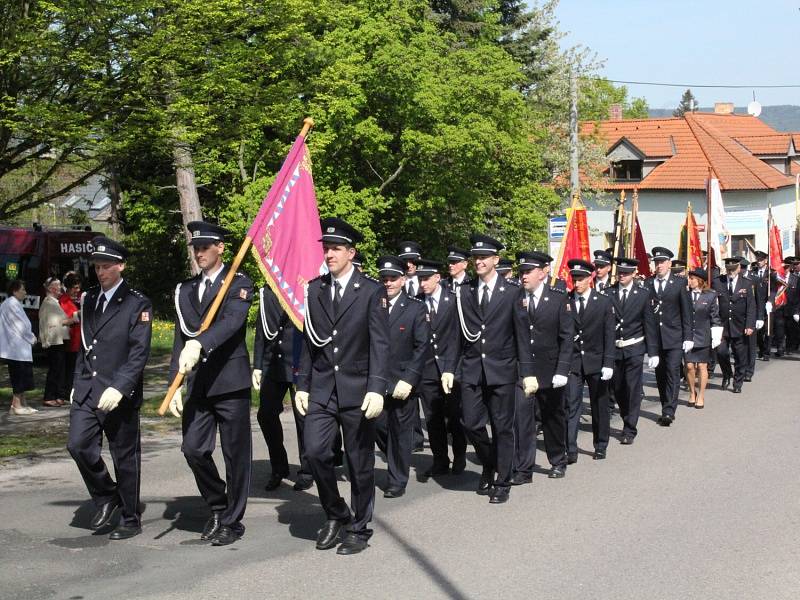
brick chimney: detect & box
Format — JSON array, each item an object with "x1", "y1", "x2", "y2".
[
  {"x1": 609, "y1": 103, "x2": 623, "y2": 120},
  {"x1": 714, "y1": 102, "x2": 735, "y2": 115}
]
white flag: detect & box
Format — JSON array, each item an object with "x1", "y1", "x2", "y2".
[{"x1": 708, "y1": 178, "x2": 730, "y2": 263}]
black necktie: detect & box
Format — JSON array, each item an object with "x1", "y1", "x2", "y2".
[
  {"x1": 480, "y1": 284, "x2": 489, "y2": 316},
  {"x1": 407, "y1": 280, "x2": 415, "y2": 297},
  {"x1": 693, "y1": 291, "x2": 699, "y2": 305},
  {"x1": 97, "y1": 293, "x2": 106, "y2": 313},
  {"x1": 728, "y1": 279, "x2": 734, "y2": 296},
  {"x1": 578, "y1": 295, "x2": 585, "y2": 314},
  {"x1": 621, "y1": 288, "x2": 628, "y2": 307},
  {"x1": 200, "y1": 278, "x2": 210, "y2": 305},
  {"x1": 657, "y1": 279, "x2": 664, "y2": 297},
  {"x1": 333, "y1": 280, "x2": 342, "y2": 315},
  {"x1": 428, "y1": 296, "x2": 436, "y2": 316},
  {"x1": 598, "y1": 281, "x2": 604, "y2": 291}
]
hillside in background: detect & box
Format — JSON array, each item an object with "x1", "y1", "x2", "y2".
[{"x1": 648, "y1": 105, "x2": 800, "y2": 131}]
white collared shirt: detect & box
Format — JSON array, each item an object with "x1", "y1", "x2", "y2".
[
  {"x1": 406, "y1": 275, "x2": 419, "y2": 295},
  {"x1": 454, "y1": 272, "x2": 467, "y2": 285},
  {"x1": 331, "y1": 264, "x2": 355, "y2": 301},
  {"x1": 575, "y1": 289, "x2": 591, "y2": 311},
  {"x1": 595, "y1": 276, "x2": 609, "y2": 289},
  {"x1": 97, "y1": 278, "x2": 124, "y2": 311},
  {"x1": 479, "y1": 272, "x2": 499, "y2": 304},
  {"x1": 529, "y1": 283, "x2": 545, "y2": 309},
  {"x1": 619, "y1": 282, "x2": 634, "y2": 300},
  {"x1": 198, "y1": 262, "x2": 225, "y2": 301},
  {"x1": 728, "y1": 275, "x2": 738, "y2": 290},
  {"x1": 427, "y1": 284, "x2": 442, "y2": 312},
  {"x1": 388, "y1": 293, "x2": 401, "y2": 314}
]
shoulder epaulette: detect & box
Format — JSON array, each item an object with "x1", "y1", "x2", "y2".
[
  {"x1": 407, "y1": 296, "x2": 424, "y2": 304},
  {"x1": 361, "y1": 274, "x2": 380, "y2": 284},
  {"x1": 129, "y1": 288, "x2": 145, "y2": 298},
  {"x1": 504, "y1": 279, "x2": 520, "y2": 287},
  {"x1": 548, "y1": 285, "x2": 565, "y2": 294},
  {"x1": 235, "y1": 271, "x2": 246, "y2": 278}
]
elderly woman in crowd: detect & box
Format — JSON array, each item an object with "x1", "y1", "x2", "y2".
[
  {"x1": 0, "y1": 280, "x2": 38, "y2": 415},
  {"x1": 685, "y1": 268, "x2": 723, "y2": 409},
  {"x1": 39, "y1": 277, "x2": 75, "y2": 407},
  {"x1": 59, "y1": 272, "x2": 82, "y2": 397}
]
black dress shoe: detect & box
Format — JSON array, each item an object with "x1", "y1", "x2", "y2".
[
  {"x1": 477, "y1": 468, "x2": 494, "y2": 495},
  {"x1": 200, "y1": 512, "x2": 222, "y2": 540},
  {"x1": 383, "y1": 487, "x2": 405, "y2": 498},
  {"x1": 451, "y1": 454, "x2": 467, "y2": 475},
  {"x1": 620, "y1": 436, "x2": 634, "y2": 445},
  {"x1": 293, "y1": 477, "x2": 314, "y2": 492},
  {"x1": 763, "y1": 354, "x2": 770, "y2": 361},
  {"x1": 316, "y1": 519, "x2": 346, "y2": 550},
  {"x1": 90, "y1": 498, "x2": 120, "y2": 530},
  {"x1": 721, "y1": 377, "x2": 731, "y2": 390},
  {"x1": 593, "y1": 450, "x2": 606, "y2": 460},
  {"x1": 264, "y1": 472, "x2": 287, "y2": 491},
  {"x1": 336, "y1": 533, "x2": 368, "y2": 555},
  {"x1": 510, "y1": 472, "x2": 532, "y2": 485},
  {"x1": 424, "y1": 462, "x2": 450, "y2": 477},
  {"x1": 732, "y1": 386, "x2": 742, "y2": 393},
  {"x1": 548, "y1": 466, "x2": 566, "y2": 479},
  {"x1": 333, "y1": 452, "x2": 344, "y2": 467},
  {"x1": 211, "y1": 525, "x2": 243, "y2": 546},
  {"x1": 489, "y1": 486, "x2": 510, "y2": 504},
  {"x1": 567, "y1": 453, "x2": 578, "y2": 465},
  {"x1": 744, "y1": 376, "x2": 752, "y2": 382},
  {"x1": 657, "y1": 415, "x2": 674, "y2": 427},
  {"x1": 108, "y1": 524, "x2": 141, "y2": 540}
]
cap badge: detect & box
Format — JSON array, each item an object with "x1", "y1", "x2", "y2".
[
  {"x1": 326, "y1": 226, "x2": 335, "y2": 233},
  {"x1": 476, "y1": 242, "x2": 484, "y2": 247},
  {"x1": 192, "y1": 230, "x2": 200, "y2": 237},
  {"x1": 404, "y1": 247, "x2": 411, "y2": 253},
  {"x1": 97, "y1": 245, "x2": 106, "y2": 252},
  {"x1": 384, "y1": 262, "x2": 392, "y2": 268}
]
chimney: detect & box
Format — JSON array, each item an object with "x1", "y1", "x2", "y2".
[
  {"x1": 609, "y1": 103, "x2": 623, "y2": 120},
  {"x1": 714, "y1": 102, "x2": 734, "y2": 115}
]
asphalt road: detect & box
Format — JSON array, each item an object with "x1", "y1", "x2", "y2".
[{"x1": 1, "y1": 357, "x2": 799, "y2": 600}]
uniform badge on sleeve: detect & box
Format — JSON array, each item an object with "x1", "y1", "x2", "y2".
[
  {"x1": 566, "y1": 303, "x2": 571, "y2": 312},
  {"x1": 141, "y1": 311, "x2": 150, "y2": 322},
  {"x1": 381, "y1": 297, "x2": 388, "y2": 309},
  {"x1": 239, "y1": 288, "x2": 248, "y2": 300}
]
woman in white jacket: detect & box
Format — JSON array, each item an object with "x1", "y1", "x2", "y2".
[
  {"x1": 39, "y1": 277, "x2": 75, "y2": 407},
  {"x1": 0, "y1": 280, "x2": 38, "y2": 415}
]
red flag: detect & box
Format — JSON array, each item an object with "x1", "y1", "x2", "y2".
[
  {"x1": 769, "y1": 221, "x2": 787, "y2": 307},
  {"x1": 632, "y1": 216, "x2": 652, "y2": 277},
  {"x1": 678, "y1": 205, "x2": 703, "y2": 271},
  {"x1": 554, "y1": 199, "x2": 591, "y2": 290}
]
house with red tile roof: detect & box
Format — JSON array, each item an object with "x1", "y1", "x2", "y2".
[{"x1": 580, "y1": 109, "x2": 799, "y2": 256}]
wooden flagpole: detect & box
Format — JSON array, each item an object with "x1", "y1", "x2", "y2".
[
  {"x1": 550, "y1": 193, "x2": 581, "y2": 286},
  {"x1": 158, "y1": 118, "x2": 315, "y2": 416},
  {"x1": 629, "y1": 189, "x2": 640, "y2": 260},
  {"x1": 610, "y1": 190, "x2": 626, "y2": 281},
  {"x1": 767, "y1": 204, "x2": 772, "y2": 334},
  {"x1": 706, "y1": 167, "x2": 713, "y2": 286}
]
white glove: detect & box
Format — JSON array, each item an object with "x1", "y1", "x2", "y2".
[
  {"x1": 361, "y1": 392, "x2": 384, "y2": 419},
  {"x1": 295, "y1": 391, "x2": 309, "y2": 416},
  {"x1": 711, "y1": 326, "x2": 723, "y2": 349},
  {"x1": 682, "y1": 341, "x2": 694, "y2": 353},
  {"x1": 755, "y1": 320, "x2": 764, "y2": 330},
  {"x1": 178, "y1": 339, "x2": 203, "y2": 374},
  {"x1": 794, "y1": 314, "x2": 799, "y2": 323},
  {"x1": 70, "y1": 388, "x2": 74, "y2": 404},
  {"x1": 647, "y1": 356, "x2": 660, "y2": 369},
  {"x1": 551, "y1": 374, "x2": 568, "y2": 388},
  {"x1": 392, "y1": 380, "x2": 413, "y2": 400},
  {"x1": 765, "y1": 301, "x2": 772, "y2": 314},
  {"x1": 97, "y1": 387, "x2": 123, "y2": 412},
  {"x1": 523, "y1": 376, "x2": 539, "y2": 396},
  {"x1": 251, "y1": 369, "x2": 262, "y2": 391},
  {"x1": 169, "y1": 388, "x2": 183, "y2": 418},
  {"x1": 441, "y1": 372, "x2": 454, "y2": 394},
  {"x1": 600, "y1": 367, "x2": 613, "y2": 381}
]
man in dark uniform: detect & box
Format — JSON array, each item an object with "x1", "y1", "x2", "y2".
[
  {"x1": 609, "y1": 257, "x2": 658, "y2": 445},
  {"x1": 374, "y1": 256, "x2": 429, "y2": 498},
  {"x1": 752, "y1": 251, "x2": 781, "y2": 360},
  {"x1": 565, "y1": 259, "x2": 615, "y2": 462},
  {"x1": 743, "y1": 258, "x2": 766, "y2": 380},
  {"x1": 497, "y1": 258, "x2": 515, "y2": 282},
  {"x1": 415, "y1": 259, "x2": 466, "y2": 477},
  {"x1": 593, "y1": 250, "x2": 613, "y2": 291},
  {"x1": 455, "y1": 234, "x2": 529, "y2": 504},
  {"x1": 252, "y1": 285, "x2": 313, "y2": 492},
  {"x1": 784, "y1": 258, "x2": 800, "y2": 354},
  {"x1": 644, "y1": 247, "x2": 692, "y2": 426},
  {"x1": 67, "y1": 237, "x2": 152, "y2": 540},
  {"x1": 670, "y1": 260, "x2": 687, "y2": 278},
  {"x1": 295, "y1": 217, "x2": 390, "y2": 555},
  {"x1": 444, "y1": 245, "x2": 471, "y2": 292},
  {"x1": 512, "y1": 251, "x2": 573, "y2": 482},
  {"x1": 168, "y1": 221, "x2": 253, "y2": 546},
  {"x1": 712, "y1": 257, "x2": 756, "y2": 393}
]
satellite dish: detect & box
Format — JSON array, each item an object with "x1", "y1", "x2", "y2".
[{"x1": 747, "y1": 100, "x2": 762, "y2": 117}]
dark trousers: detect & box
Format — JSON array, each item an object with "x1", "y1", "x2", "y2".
[
  {"x1": 419, "y1": 377, "x2": 467, "y2": 468},
  {"x1": 745, "y1": 329, "x2": 758, "y2": 377},
  {"x1": 256, "y1": 378, "x2": 311, "y2": 480},
  {"x1": 375, "y1": 395, "x2": 416, "y2": 489},
  {"x1": 460, "y1": 379, "x2": 515, "y2": 488},
  {"x1": 772, "y1": 309, "x2": 786, "y2": 354},
  {"x1": 655, "y1": 347, "x2": 682, "y2": 418},
  {"x1": 64, "y1": 351, "x2": 77, "y2": 396},
  {"x1": 716, "y1": 336, "x2": 749, "y2": 388},
  {"x1": 67, "y1": 400, "x2": 141, "y2": 527},
  {"x1": 44, "y1": 344, "x2": 66, "y2": 400},
  {"x1": 182, "y1": 391, "x2": 252, "y2": 531},
  {"x1": 412, "y1": 396, "x2": 425, "y2": 449},
  {"x1": 786, "y1": 311, "x2": 800, "y2": 350},
  {"x1": 614, "y1": 355, "x2": 645, "y2": 438},
  {"x1": 515, "y1": 383, "x2": 567, "y2": 473},
  {"x1": 304, "y1": 390, "x2": 375, "y2": 539},
  {"x1": 566, "y1": 370, "x2": 610, "y2": 454}
]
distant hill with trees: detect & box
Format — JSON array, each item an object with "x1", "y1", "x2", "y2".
[{"x1": 649, "y1": 105, "x2": 800, "y2": 132}]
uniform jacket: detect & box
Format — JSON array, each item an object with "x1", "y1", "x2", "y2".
[
  {"x1": 711, "y1": 275, "x2": 756, "y2": 338},
  {"x1": 644, "y1": 275, "x2": 692, "y2": 350},
  {"x1": 686, "y1": 288, "x2": 722, "y2": 348},
  {"x1": 419, "y1": 286, "x2": 460, "y2": 381},
  {"x1": 73, "y1": 281, "x2": 152, "y2": 409},
  {"x1": 297, "y1": 268, "x2": 390, "y2": 408},
  {"x1": 253, "y1": 286, "x2": 298, "y2": 384},
  {"x1": 785, "y1": 272, "x2": 800, "y2": 314},
  {"x1": 568, "y1": 289, "x2": 616, "y2": 375},
  {"x1": 514, "y1": 285, "x2": 574, "y2": 387},
  {"x1": 608, "y1": 283, "x2": 659, "y2": 359},
  {"x1": 170, "y1": 266, "x2": 253, "y2": 399},
  {"x1": 456, "y1": 277, "x2": 530, "y2": 386},
  {"x1": 443, "y1": 274, "x2": 472, "y2": 293},
  {"x1": 385, "y1": 290, "x2": 430, "y2": 391}
]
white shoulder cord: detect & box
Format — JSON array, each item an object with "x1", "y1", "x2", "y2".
[
  {"x1": 456, "y1": 286, "x2": 481, "y2": 343},
  {"x1": 174, "y1": 283, "x2": 201, "y2": 338},
  {"x1": 79, "y1": 291, "x2": 93, "y2": 354},
  {"x1": 259, "y1": 287, "x2": 279, "y2": 341},
  {"x1": 303, "y1": 284, "x2": 331, "y2": 348}
]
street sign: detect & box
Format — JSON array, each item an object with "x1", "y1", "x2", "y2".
[{"x1": 549, "y1": 215, "x2": 567, "y2": 240}]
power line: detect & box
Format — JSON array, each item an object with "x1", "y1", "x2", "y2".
[{"x1": 596, "y1": 78, "x2": 800, "y2": 89}]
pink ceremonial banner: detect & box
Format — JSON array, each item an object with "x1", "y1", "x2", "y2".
[{"x1": 247, "y1": 136, "x2": 324, "y2": 330}]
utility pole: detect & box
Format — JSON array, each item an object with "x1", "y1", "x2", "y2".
[{"x1": 569, "y1": 68, "x2": 580, "y2": 198}]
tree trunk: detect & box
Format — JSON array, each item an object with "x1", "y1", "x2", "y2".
[
  {"x1": 106, "y1": 167, "x2": 121, "y2": 237},
  {"x1": 173, "y1": 141, "x2": 203, "y2": 275}
]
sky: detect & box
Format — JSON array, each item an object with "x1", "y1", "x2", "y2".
[{"x1": 553, "y1": 0, "x2": 800, "y2": 110}]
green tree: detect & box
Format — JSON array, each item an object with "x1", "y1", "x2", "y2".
[{"x1": 673, "y1": 88, "x2": 697, "y2": 117}]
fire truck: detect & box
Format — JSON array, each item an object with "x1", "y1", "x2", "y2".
[{"x1": 0, "y1": 226, "x2": 100, "y2": 332}]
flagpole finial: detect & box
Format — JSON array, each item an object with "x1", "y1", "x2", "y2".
[{"x1": 300, "y1": 117, "x2": 315, "y2": 139}]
